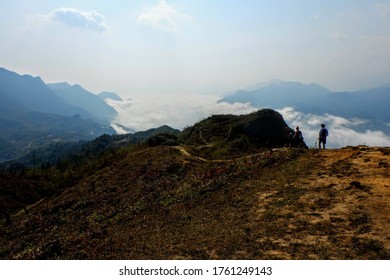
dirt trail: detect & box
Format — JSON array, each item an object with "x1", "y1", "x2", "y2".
[
  {"x1": 174, "y1": 145, "x2": 275, "y2": 163},
  {"x1": 174, "y1": 146, "x2": 209, "y2": 162}
]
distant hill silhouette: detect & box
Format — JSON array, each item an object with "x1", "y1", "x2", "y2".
[
  {"x1": 0, "y1": 68, "x2": 92, "y2": 118},
  {"x1": 221, "y1": 81, "x2": 331, "y2": 110},
  {"x1": 48, "y1": 82, "x2": 118, "y2": 123},
  {"x1": 220, "y1": 81, "x2": 390, "y2": 134},
  {"x1": 0, "y1": 68, "x2": 115, "y2": 161}
]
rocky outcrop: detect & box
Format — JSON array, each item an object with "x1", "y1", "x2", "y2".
[{"x1": 179, "y1": 109, "x2": 306, "y2": 149}]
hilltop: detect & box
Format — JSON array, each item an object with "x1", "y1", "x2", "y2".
[
  {"x1": 179, "y1": 109, "x2": 306, "y2": 159},
  {"x1": 0, "y1": 109, "x2": 389, "y2": 259}
]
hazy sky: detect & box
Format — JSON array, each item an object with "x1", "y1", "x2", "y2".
[{"x1": 1, "y1": 0, "x2": 390, "y2": 97}]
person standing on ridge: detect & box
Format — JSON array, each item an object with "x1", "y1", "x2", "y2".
[
  {"x1": 318, "y1": 124, "x2": 329, "y2": 149},
  {"x1": 292, "y1": 126, "x2": 304, "y2": 147},
  {"x1": 284, "y1": 126, "x2": 293, "y2": 147}
]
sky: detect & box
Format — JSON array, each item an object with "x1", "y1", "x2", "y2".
[
  {"x1": 1, "y1": 0, "x2": 390, "y2": 96},
  {"x1": 1, "y1": 1, "x2": 390, "y2": 147}
]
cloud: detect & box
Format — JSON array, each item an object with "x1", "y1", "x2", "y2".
[
  {"x1": 39, "y1": 8, "x2": 108, "y2": 32},
  {"x1": 278, "y1": 107, "x2": 390, "y2": 148},
  {"x1": 106, "y1": 93, "x2": 256, "y2": 132},
  {"x1": 137, "y1": 0, "x2": 192, "y2": 32}
]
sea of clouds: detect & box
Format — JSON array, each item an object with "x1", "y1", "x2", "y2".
[
  {"x1": 106, "y1": 93, "x2": 390, "y2": 148},
  {"x1": 278, "y1": 107, "x2": 390, "y2": 148}
]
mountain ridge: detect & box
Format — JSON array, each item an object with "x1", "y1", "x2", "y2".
[
  {"x1": 0, "y1": 67, "x2": 92, "y2": 118},
  {"x1": 0, "y1": 67, "x2": 116, "y2": 161},
  {"x1": 47, "y1": 82, "x2": 118, "y2": 123}
]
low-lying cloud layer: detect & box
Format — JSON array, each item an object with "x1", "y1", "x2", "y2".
[
  {"x1": 107, "y1": 95, "x2": 390, "y2": 148},
  {"x1": 278, "y1": 107, "x2": 390, "y2": 148},
  {"x1": 107, "y1": 93, "x2": 256, "y2": 133}
]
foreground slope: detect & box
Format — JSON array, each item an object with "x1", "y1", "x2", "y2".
[{"x1": 1, "y1": 145, "x2": 389, "y2": 259}]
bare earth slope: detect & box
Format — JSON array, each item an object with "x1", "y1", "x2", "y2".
[{"x1": 1, "y1": 146, "x2": 389, "y2": 259}]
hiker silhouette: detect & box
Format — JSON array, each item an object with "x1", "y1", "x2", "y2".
[
  {"x1": 284, "y1": 126, "x2": 293, "y2": 147},
  {"x1": 292, "y1": 126, "x2": 305, "y2": 148},
  {"x1": 318, "y1": 124, "x2": 329, "y2": 149}
]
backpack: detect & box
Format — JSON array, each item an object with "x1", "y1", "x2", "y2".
[
  {"x1": 294, "y1": 130, "x2": 303, "y2": 140},
  {"x1": 320, "y1": 128, "x2": 328, "y2": 138}
]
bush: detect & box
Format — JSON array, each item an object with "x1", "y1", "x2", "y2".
[{"x1": 146, "y1": 132, "x2": 179, "y2": 147}]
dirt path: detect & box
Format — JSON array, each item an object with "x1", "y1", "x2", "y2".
[
  {"x1": 174, "y1": 145, "x2": 275, "y2": 163},
  {"x1": 174, "y1": 146, "x2": 209, "y2": 162}
]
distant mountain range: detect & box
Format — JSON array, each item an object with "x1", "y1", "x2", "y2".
[
  {"x1": 0, "y1": 67, "x2": 119, "y2": 161},
  {"x1": 0, "y1": 68, "x2": 91, "y2": 118},
  {"x1": 47, "y1": 82, "x2": 118, "y2": 123},
  {"x1": 2, "y1": 66, "x2": 389, "y2": 160},
  {"x1": 220, "y1": 81, "x2": 390, "y2": 134}
]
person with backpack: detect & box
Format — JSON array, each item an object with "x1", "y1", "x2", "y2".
[
  {"x1": 318, "y1": 124, "x2": 329, "y2": 149},
  {"x1": 292, "y1": 126, "x2": 304, "y2": 147},
  {"x1": 284, "y1": 126, "x2": 293, "y2": 147}
]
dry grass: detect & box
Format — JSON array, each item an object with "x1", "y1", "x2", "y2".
[{"x1": 1, "y1": 145, "x2": 389, "y2": 259}]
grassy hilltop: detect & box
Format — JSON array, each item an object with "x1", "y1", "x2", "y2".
[{"x1": 1, "y1": 110, "x2": 389, "y2": 259}]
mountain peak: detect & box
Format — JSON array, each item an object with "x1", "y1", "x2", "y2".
[
  {"x1": 47, "y1": 82, "x2": 72, "y2": 90},
  {"x1": 47, "y1": 82, "x2": 87, "y2": 91},
  {"x1": 243, "y1": 80, "x2": 330, "y2": 92}
]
